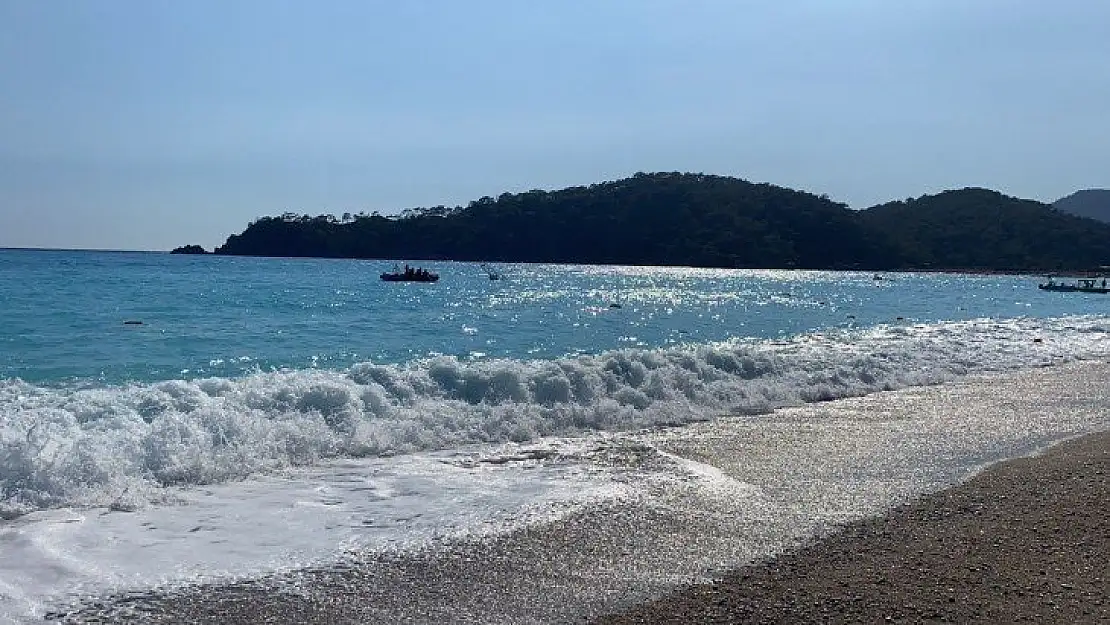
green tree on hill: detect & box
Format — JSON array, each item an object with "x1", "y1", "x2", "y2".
[{"x1": 208, "y1": 174, "x2": 1110, "y2": 272}]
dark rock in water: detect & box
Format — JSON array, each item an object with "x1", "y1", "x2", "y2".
[{"x1": 171, "y1": 244, "x2": 209, "y2": 255}]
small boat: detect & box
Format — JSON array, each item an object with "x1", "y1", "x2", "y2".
[
  {"x1": 1038, "y1": 276, "x2": 1109, "y2": 293},
  {"x1": 481, "y1": 263, "x2": 502, "y2": 280},
  {"x1": 381, "y1": 264, "x2": 439, "y2": 282}
]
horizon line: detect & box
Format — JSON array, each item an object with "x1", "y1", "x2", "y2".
[{"x1": 0, "y1": 246, "x2": 165, "y2": 254}]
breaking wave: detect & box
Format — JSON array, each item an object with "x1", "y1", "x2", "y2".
[{"x1": 2, "y1": 316, "x2": 1108, "y2": 516}]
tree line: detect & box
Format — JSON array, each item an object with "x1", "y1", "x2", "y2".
[{"x1": 180, "y1": 172, "x2": 1110, "y2": 272}]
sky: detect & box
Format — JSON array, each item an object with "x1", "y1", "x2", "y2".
[{"x1": 1, "y1": 0, "x2": 1108, "y2": 251}]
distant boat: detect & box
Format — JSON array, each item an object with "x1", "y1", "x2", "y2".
[
  {"x1": 481, "y1": 263, "x2": 502, "y2": 280},
  {"x1": 381, "y1": 264, "x2": 439, "y2": 282},
  {"x1": 1038, "y1": 276, "x2": 1108, "y2": 293}
]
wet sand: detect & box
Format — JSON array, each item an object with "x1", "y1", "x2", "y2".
[
  {"x1": 46, "y1": 366, "x2": 1110, "y2": 625},
  {"x1": 596, "y1": 430, "x2": 1109, "y2": 625},
  {"x1": 51, "y1": 430, "x2": 1107, "y2": 624}
]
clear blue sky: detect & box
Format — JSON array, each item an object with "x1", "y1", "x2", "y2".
[{"x1": 2, "y1": 0, "x2": 1107, "y2": 251}]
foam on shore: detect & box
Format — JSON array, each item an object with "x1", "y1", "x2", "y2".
[
  {"x1": 3, "y1": 315, "x2": 1106, "y2": 517},
  {"x1": 26, "y1": 361, "x2": 1110, "y2": 624}
]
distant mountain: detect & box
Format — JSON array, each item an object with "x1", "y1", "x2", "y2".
[
  {"x1": 199, "y1": 174, "x2": 1110, "y2": 272},
  {"x1": 859, "y1": 188, "x2": 1110, "y2": 271},
  {"x1": 1052, "y1": 189, "x2": 1110, "y2": 223}
]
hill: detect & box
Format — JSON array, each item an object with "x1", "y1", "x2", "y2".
[
  {"x1": 859, "y1": 188, "x2": 1110, "y2": 271},
  {"x1": 215, "y1": 173, "x2": 903, "y2": 270},
  {"x1": 205, "y1": 174, "x2": 1110, "y2": 272},
  {"x1": 1053, "y1": 189, "x2": 1110, "y2": 223}
]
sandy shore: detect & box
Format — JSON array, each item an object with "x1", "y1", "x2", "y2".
[
  {"x1": 45, "y1": 365, "x2": 1109, "y2": 624},
  {"x1": 596, "y1": 430, "x2": 1109, "y2": 625},
  {"x1": 50, "y1": 431, "x2": 1109, "y2": 625}
]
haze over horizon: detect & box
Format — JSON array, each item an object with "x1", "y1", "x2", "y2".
[{"x1": 2, "y1": 0, "x2": 1108, "y2": 251}]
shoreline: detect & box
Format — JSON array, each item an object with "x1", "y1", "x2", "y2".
[
  {"x1": 50, "y1": 429, "x2": 1108, "y2": 624},
  {"x1": 41, "y1": 365, "x2": 1110, "y2": 624},
  {"x1": 596, "y1": 429, "x2": 1109, "y2": 624}
]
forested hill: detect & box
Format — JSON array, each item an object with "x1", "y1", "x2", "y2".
[
  {"x1": 859, "y1": 188, "x2": 1110, "y2": 271},
  {"x1": 216, "y1": 173, "x2": 901, "y2": 269},
  {"x1": 210, "y1": 173, "x2": 1110, "y2": 271}
]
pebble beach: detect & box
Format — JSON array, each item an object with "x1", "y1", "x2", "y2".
[
  {"x1": 47, "y1": 364, "x2": 1109, "y2": 624},
  {"x1": 598, "y1": 430, "x2": 1108, "y2": 624}
]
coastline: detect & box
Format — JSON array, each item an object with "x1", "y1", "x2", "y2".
[
  {"x1": 596, "y1": 430, "x2": 1109, "y2": 625},
  {"x1": 42, "y1": 364, "x2": 1110, "y2": 624}
]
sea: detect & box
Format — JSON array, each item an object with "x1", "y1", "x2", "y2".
[{"x1": 1, "y1": 248, "x2": 1109, "y2": 622}]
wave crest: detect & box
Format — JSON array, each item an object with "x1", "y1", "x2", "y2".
[{"x1": 2, "y1": 316, "x2": 1106, "y2": 516}]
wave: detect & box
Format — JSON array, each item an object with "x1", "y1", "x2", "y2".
[{"x1": 2, "y1": 316, "x2": 1108, "y2": 517}]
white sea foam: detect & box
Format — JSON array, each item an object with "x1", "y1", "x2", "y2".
[
  {"x1": 2, "y1": 356, "x2": 1109, "y2": 623},
  {"x1": 0, "y1": 444, "x2": 632, "y2": 623},
  {"x1": 1, "y1": 316, "x2": 1107, "y2": 516}
]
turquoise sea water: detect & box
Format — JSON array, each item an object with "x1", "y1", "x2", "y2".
[
  {"x1": 0, "y1": 249, "x2": 1100, "y2": 385},
  {"x1": 3, "y1": 247, "x2": 1110, "y2": 518},
  {"x1": 5, "y1": 248, "x2": 1110, "y2": 622}
]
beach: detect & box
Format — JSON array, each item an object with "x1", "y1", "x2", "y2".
[
  {"x1": 597, "y1": 430, "x2": 1109, "y2": 625},
  {"x1": 45, "y1": 363, "x2": 1109, "y2": 624}
]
